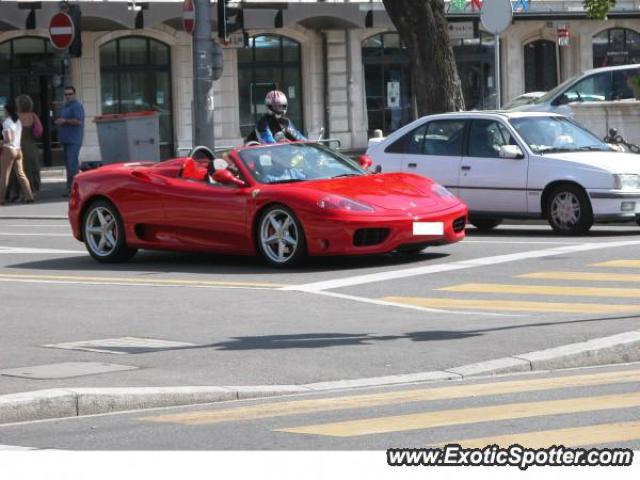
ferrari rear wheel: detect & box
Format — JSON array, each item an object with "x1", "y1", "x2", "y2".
[
  {"x1": 83, "y1": 199, "x2": 137, "y2": 263},
  {"x1": 257, "y1": 205, "x2": 307, "y2": 267}
]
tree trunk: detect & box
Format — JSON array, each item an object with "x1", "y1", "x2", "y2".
[{"x1": 382, "y1": 0, "x2": 465, "y2": 115}]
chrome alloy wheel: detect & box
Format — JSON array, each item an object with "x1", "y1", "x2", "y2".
[
  {"x1": 550, "y1": 191, "x2": 581, "y2": 230},
  {"x1": 85, "y1": 206, "x2": 119, "y2": 257},
  {"x1": 259, "y1": 209, "x2": 299, "y2": 264}
]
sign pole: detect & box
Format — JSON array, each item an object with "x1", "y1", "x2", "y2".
[
  {"x1": 192, "y1": 0, "x2": 215, "y2": 151},
  {"x1": 495, "y1": 34, "x2": 501, "y2": 109},
  {"x1": 480, "y1": 0, "x2": 512, "y2": 111}
]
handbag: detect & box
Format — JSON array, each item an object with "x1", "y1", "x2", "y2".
[{"x1": 32, "y1": 114, "x2": 43, "y2": 139}]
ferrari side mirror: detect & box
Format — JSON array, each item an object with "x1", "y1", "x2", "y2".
[{"x1": 213, "y1": 169, "x2": 247, "y2": 187}]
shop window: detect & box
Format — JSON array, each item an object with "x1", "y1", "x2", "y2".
[
  {"x1": 452, "y1": 32, "x2": 497, "y2": 110},
  {"x1": 100, "y1": 37, "x2": 174, "y2": 159},
  {"x1": 0, "y1": 37, "x2": 64, "y2": 167},
  {"x1": 524, "y1": 40, "x2": 558, "y2": 93},
  {"x1": 237, "y1": 35, "x2": 303, "y2": 138},
  {"x1": 362, "y1": 33, "x2": 413, "y2": 135},
  {"x1": 593, "y1": 28, "x2": 640, "y2": 67}
]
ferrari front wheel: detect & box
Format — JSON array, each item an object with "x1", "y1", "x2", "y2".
[
  {"x1": 257, "y1": 205, "x2": 307, "y2": 267},
  {"x1": 83, "y1": 199, "x2": 137, "y2": 263}
]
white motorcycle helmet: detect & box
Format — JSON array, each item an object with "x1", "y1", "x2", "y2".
[{"x1": 265, "y1": 90, "x2": 288, "y2": 118}]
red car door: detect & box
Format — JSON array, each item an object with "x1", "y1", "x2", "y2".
[{"x1": 160, "y1": 177, "x2": 252, "y2": 254}]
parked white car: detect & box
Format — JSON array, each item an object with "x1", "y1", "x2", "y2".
[
  {"x1": 366, "y1": 111, "x2": 640, "y2": 235},
  {"x1": 512, "y1": 64, "x2": 640, "y2": 116},
  {"x1": 502, "y1": 91, "x2": 546, "y2": 110}
]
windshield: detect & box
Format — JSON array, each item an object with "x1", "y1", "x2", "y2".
[
  {"x1": 532, "y1": 76, "x2": 578, "y2": 104},
  {"x1": 237, "y1": 143, "x2": 366, "y2": 184},
  {"x1": 509, "y1": 116, "x2": 613, "y2": 154}
]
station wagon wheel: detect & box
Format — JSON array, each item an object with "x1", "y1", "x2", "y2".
[
  {"x1": 83, "y1": 199, "x2": 137, "y2": 263},
  {"x1": 546, "y1": 184, "x2": 593, "y2": 235},
  {"x1": 257, "y1": 205, "x2": 307, "y2": 267}
]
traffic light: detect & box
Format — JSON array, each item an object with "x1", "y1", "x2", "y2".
[
  {"x1": 18, "y1": 1, "x2": 41, "y2": 30},
  {"x1": 217, "y1": 1, "x2": 243, "y2": 42},
  {"x1": 25, "y1": 9, "x2": 36, "y2": 29},
  {"x1": 67, "y1": 3, "x2": 82, "y2": 57}
]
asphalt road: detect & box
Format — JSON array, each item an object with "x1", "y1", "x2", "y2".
[
  {"x1": 1, "y1": 363, "x2": 639, "y2": 450},
  {"x1": 1, "y1": 180, "x2": 640, "y2": 439},
  {"x1": 2, "y1": 181, "x2": 638, "y2": 480},
  {"x1": 2, "y1": 184, "x2": 640, "y2": 393}
]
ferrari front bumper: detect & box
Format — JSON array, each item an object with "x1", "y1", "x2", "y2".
[{"x1": 304, "y1": 203, "x2": 468, "y2": 256}]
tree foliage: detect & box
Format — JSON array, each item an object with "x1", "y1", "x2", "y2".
[{"x1": 583, "y1": 0, "x2": 616, "y2": 20}]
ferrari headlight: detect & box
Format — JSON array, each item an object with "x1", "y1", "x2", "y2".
[
  {"x1": 431, "y1": 183, "x2": 456, "y2": 198},
  {"x1": 614, "y1": 174, "x2": 640, "y2": 190},
  {"x1": 317, "y1": 195, "x2": 375, "y2": 212}
]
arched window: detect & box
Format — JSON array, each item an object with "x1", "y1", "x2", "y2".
[
  {"x1": 0, "y1": 37, "x2": 64, "y2": 166},
  {"x1": 593, "y1": 28, "x2": 640, "y2": 67},
  {"x1": 100, "y1": 37, "x2": 173, "y2": 158},
  {"x1": 362, "y1": 33, "x2": 413, "y2": 135},
  {"x1": 524, "y1": 40, "x2": 558, "y2": 92},
  {"x1": 237, "y1": 35, "x2": 303, "y2": 137}
]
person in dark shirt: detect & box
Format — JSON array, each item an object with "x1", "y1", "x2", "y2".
[{"x1": 246, "y1": 90, "x2": 305, "y2": 145}]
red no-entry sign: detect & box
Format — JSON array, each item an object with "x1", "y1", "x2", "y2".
[
  {"x1": 182, "y1": 0, "x2": 196, "y2": 34},
  {"x1": 49, "y1": 12, "x2": 75, "y2": 50}
]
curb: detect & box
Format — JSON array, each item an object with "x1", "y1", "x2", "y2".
[{"x1": 1, "y1": 330, "x2": 639, "y2": 425}]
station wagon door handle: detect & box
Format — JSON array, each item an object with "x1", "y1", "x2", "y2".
[
  {"x1": 407, "y1": 163, "x2": 417, "y2": 168},
  {"x1": 461, "y1": 165, "x2": 471, "y2": 171}
]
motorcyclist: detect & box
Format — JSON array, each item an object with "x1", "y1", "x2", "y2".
[{"x1": 246, "y1": 90, "x2": 306, "y2": 145}]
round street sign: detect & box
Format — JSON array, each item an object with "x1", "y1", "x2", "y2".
[
  {"x1": 480, "y1": 0, "x2": 513, "y2": 35},
  {"x1": 49, "y1": 12, "x2": 75, "y2": 50},
  {"x1": 182, "y1": 0, "x2": 196, "y2": 34}
]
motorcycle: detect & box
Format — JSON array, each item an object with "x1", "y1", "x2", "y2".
[{"x1": 603, "y1": 128, "x2": 640, "y2": 154}]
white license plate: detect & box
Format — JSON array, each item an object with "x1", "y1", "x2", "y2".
[{"x1": 413, "y1": 222, "x2": 444, "y2": 236}]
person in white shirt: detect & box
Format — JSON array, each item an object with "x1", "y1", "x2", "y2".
[{"x1": 0, "y1": 100, "x2": 34, "y2": 205}]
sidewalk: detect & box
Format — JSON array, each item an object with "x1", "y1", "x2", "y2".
[{"x1": 0, "y1": 171, "x2": 68, "y2": 219}]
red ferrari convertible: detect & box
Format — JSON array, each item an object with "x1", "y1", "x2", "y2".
[{"x1": 68, "y1": 143, "x2": 467, "y2": 266}]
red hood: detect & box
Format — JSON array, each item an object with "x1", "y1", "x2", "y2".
[{"x1": 282, "y1": 173, "x2": 459, "y2": 212}]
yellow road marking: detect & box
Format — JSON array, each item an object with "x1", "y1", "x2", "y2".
[
  {"x1": 141, "y1": 369, "x2": 640, "y2": 425},
  {"x1": 518, "y1": 271, "x2": 640, "y2": 282},
  {"x1": 592, "y1": 260, "x2": 640, "y2": 268},
  {"x1": 0, "y1": 273, "x2": 287, "y2": 289},
  {"x1": 275, "y1": 392, "x2": 640, "y2": 437},
  {"x1": 382, "y1": 297, "x2": 640, "y2": 313},
  {"x1": 439, "y1": 283, "x2": 640, "y2": 299},
  {"x1": 436, "y1": 421, "x2": 640, "y2": 449}
]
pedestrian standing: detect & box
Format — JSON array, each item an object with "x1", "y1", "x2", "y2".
[
  {"x1": 0, "y1": 100, "x2": 34, "y2": 205},
  {"x1": 55, "y1": 86, "x2": 84, "y2": 195},
  {"x1": 16, "y1": 94, "x2": 43, "y2": 195}
]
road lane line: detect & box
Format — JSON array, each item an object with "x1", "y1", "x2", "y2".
[
  {"x1": 519, "y1": 271, "x2": 640, "y2": 282},
  {"x1": 0, "y1": 233, "x2": 69, "y2": 236},
  {"x1": 464, "y1": 240, "x2": 581, "y2": 244},
  {"x1": 592, "y1": 260, "x2": 640, "y2": 268},
  {"x1": 382, "y1": 297, "x2": 640, "y2": 314},
  {"x1": 435, "y1": 420, "x2": 640, "y2": 448},
  {"x1": 0, "y1": 247, "x2": 84, "y2": 254},
  {"x1": 439, "y1": 283, "x2": 640, "y2": 299},
  {"x1": 140, "y1": 369, "x2": 640, "y2": 425},
  {"x1": 0, "y1": 444, "x2": 38, "y2": 450},
  {"x1": 3, "y1": 224, "x2": 69, "y2": 228},
  {"x1": 284, "y1": 240, "x2": 640, "y2": 292},
  {"x1": 275, "y1": 392, "x2": 640, "y2": 437},
  {"x1": 0, "y1": 273, "x2": 288, "y2": 289},
  {"x1": 307, "y1": 290, "x2": 514, "y2": 316}
]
